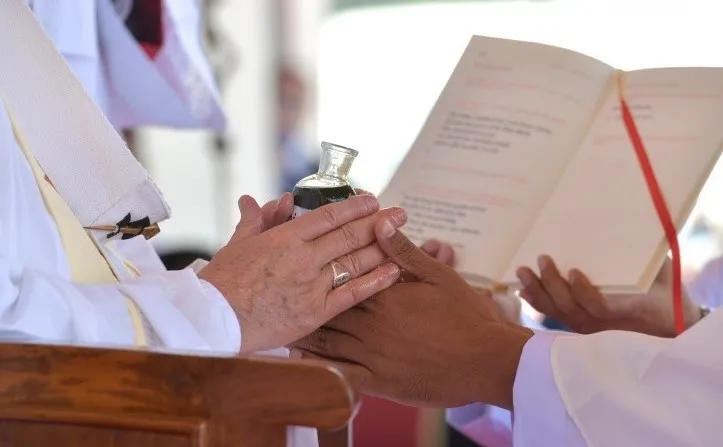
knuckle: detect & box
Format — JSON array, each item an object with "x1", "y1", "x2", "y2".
[
  {"x1": 321, "y1": 206, "x2": 339, "y2": 227},
  {"x1": 340, "y1": 223, "x2": 361, "y2": 251},
  {"x1": 351, "y1": 195, "x2": 378, "y2": 216}
]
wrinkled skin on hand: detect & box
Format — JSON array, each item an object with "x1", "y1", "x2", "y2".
[{"x1": 199, "y1": 193, "x2": 407, "y2": 353}]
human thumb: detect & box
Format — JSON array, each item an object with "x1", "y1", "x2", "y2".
[
  {"x1": 233, "y1": 195, "x2": 264, "y2": 240},
  {"x1": 375, "y1": 218, "x2": 446, "y2": 282}
]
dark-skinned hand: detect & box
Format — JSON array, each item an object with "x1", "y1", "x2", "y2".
[
  {"x1": 292, "y1": 218, "x2": 533, "y2": 410},
  {"x1": 516, "y1": 256, "x2": 701, "y2": 338}
]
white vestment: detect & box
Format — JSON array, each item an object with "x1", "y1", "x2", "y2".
[
  {"x1": 0, "y1": 103, "x2": 240, "y2": 351},
  {"x1": 0, "y1": 1, "x2": 316, "y2": 445}
]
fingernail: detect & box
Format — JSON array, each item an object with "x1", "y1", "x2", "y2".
[
  {"x1": 568, "y1": 270, "x2": 578, "y2": 283},
  {"x1": 364, "y1": 195, "x2": 380, "y2": 212},
  {"x1": 380, "y1": 218, "x2": 396, "y2": 237},
  {"x1": 391, "y1": 208, "x2": 407, "y2": 226},
  {"x1": 537, "y1": 256, "x2": 550, "y2": 271},
  {"x1": 238, "y1": 196, "x2": 250, "y2": 214},
  {"x1": 516, "y1": 268, "x2": 533, "y2": 286},
  {"x1": 289, "y1": 349, "x2": 303, "y2": 359}
]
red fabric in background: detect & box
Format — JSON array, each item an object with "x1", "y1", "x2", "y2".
[
  {"x1": 125, "y1": 0, "x2": 163, "y2": 59},
  {"x1": 352, "y1": 396, "x2": 418, "y2": 447}
]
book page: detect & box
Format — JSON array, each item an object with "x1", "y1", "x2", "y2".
[
  {"x1": 504, "y1": 68, "x2": 723, "y2": 290},
  {"x1": 379, "y1": 36, "x2": 613, "y2": 283}
]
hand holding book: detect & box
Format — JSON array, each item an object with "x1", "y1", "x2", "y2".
[
  {"x1": 380, "y1": 35, "x2": 723, "y2": 296},
  {"x1": 516, "y1": 255, "x2": 701, "y2": 338}
]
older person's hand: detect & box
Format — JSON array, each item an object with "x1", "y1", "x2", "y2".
[
  {"x1": 199, "y1": 193, "x2": 406, "y2": 353},
  {"x1": 293, "y1": 219, "x2": 532, "y2": 410},
  {"x1": 516, "y1": 256, "x2": 701, "y2": 337},
  {"x1": 258, "y1": 192, "x2": 296, "y2": 232}
]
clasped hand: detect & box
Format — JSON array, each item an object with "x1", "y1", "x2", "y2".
[
  {"x1": 293, "y1": 220, "x2": 532, "y2": 409},
  {"x1": 199, "y1": 192, "x2": 407, "y2": 353}
]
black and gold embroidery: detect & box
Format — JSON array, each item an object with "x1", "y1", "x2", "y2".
[{"x1": 85, "y1": 213, "x2": 160, "y2": 240}]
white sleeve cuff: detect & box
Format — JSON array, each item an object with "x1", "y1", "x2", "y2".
[{"x1": 119, "y1": 269, "x2": 242, "y2": 354}]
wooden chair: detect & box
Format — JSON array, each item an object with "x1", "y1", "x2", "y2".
[{"x1": 0, "y1": 343, "x2": 357, "y2": 446}]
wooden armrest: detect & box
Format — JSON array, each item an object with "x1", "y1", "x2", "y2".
[{"x1": 0, "y1": 343, "x2": 357, "y2": 446}]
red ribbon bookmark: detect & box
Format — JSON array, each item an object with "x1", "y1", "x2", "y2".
[{"x1": 616, "y1": 72, "x2": 684, "y2": 335}]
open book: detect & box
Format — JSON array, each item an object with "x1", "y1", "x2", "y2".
[{"x1": 379, "y1": 35, "x2": 723, "y2": 293}]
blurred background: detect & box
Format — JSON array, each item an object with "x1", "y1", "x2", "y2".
[{"x1": 127, "y1": 0, "x2": 723, "y2": 445}]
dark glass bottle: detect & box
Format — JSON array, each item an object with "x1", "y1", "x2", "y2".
[{"x1": 291, "y1": 141, "x2": 358, "y2": 219}]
